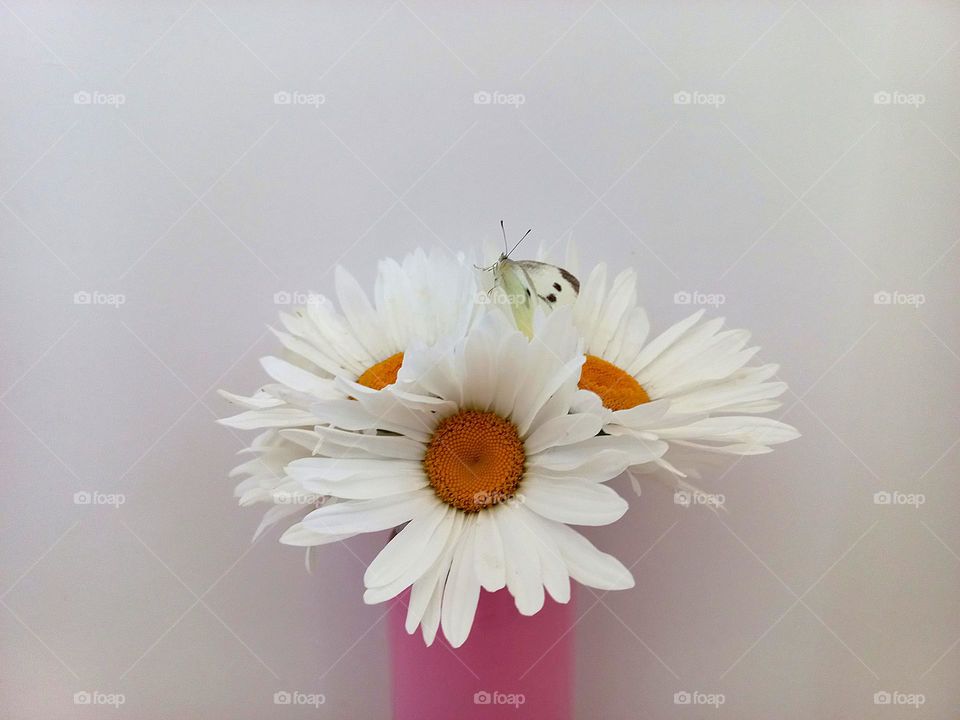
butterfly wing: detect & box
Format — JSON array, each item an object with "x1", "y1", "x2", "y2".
[
  {"x1": 493, "y1": 258, "x2": 538, "y2": 338},
  {"x1": 491, "y1": 258, "x2": 581, "y2": 337},
  {"x1": 514, "y1": 260, "x2": 580, "y2": 307}
]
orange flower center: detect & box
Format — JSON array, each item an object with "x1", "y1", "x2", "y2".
[
  {"x1": 578, "y1": 354, "x2": 650, "y2": 410},
  {"x1": 355, "y1": 352, "x2": 404, "y2": 390},
  {"x1": 424, "y1": 410, "x2": 525, "y2": 512}
]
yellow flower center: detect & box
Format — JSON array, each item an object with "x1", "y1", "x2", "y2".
[
  {"x1": 578, "y1": 354, "x2": 650, "y2": 410},
  {"x1": 423, "y1": 410, "x2": 525, "y2": 512},
  {"x1": 356, "y1": 352, "x2": 404, "y2": 390}
]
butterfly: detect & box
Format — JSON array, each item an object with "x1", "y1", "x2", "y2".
[{"x1": 482, "y1": 223, "x2": 580, "y2": 337}]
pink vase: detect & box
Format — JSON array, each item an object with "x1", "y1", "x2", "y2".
[{"x1": 388, "y1": 589, "x2": 575, "y2": 720}]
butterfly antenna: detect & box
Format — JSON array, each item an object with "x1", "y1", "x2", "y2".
[
  {"x1": 507, "y1": 228, "x2": 532, "y2": 258},
  {"x1": 500, "y1": 220, "x2": 507, "y2": 255}
]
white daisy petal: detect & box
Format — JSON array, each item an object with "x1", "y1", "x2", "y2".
[
  {"x1": 461, "y1": 319, "x2": 498, "y2": 412},
  {"x1": 260, "y1": 384, "x2": 322, "y2": 412},
  {"x1": 218, "y1": 408, "x2": 318, "y2": 429},
  {"x1": 440, "y1": 520, "x2": 482, "y2": 647},
  {"x1": 405, "y1": 513, "x2": 465, "y2": 635},
  {"x1": 528, "y1": 452, "x2": 631, "y2": 481},
  {"x1": 494, "y1": 505, "x2": 544, "y2": 616},
  {"x1": 474, "y1": 509, "x2": 506, "y2": 592},
  {"x1": 312, "y1": 426, "x2": 425, "y2": 460},
  {"x1": 254, "y1": 503, "x2": 314, "y2": 541},
  {"x1": 666, "y1": 379, "x2": 787, "y2": 416},
  {"x1": 573, "y1": 263, "x2": 607, "y2": 335},
  {"x1": 300, "y1": 472, "x2": 428, "y2": 500},
  {"x1": 609, "y1": 398, "x2": 672, "y2": 428},
  {"x1": 639, "y1": 316, "x2": 727, "y2": 387},
  {"x1": 591, "y1": 269, "x2": 636, "y2": 357},
  {"x1": 306, "y1": 299, "x2": 377, "y2": 373},
  {"x1": 549, "y1": 522, "x2": 635, "y2": 590},
  {"x1": 286, "y1": 457, "x2": 421, "y2": 483},
  {"x1": 311, "y1": 398, "x2": 431, "y2": 442},
  {"x1": 278, "y1": 428, "x2": 322, "y2": 452},
  {"x1": 532, "y1": 434, "x2": 663, "y2": 476},
  {"x1": 610, "y1": 309, "x2": 651, "y2": 370},
  {"x1": 490, "y1": 330, "x2": 532, "y2": 418},
  {"x1": 523, "y1": 413, "x2": 603, "y2": 454},
  {"x1": 260, "y1": 356, "x2": 337, "y2": 398},
  {"x1": 521, "y1": 476, "x2": 628, "y2": 526},
  {"x1": 279, "y1": 522, "x2": 356, "y2": 547},
  {"x1": 269, "y1": 326, "x2": 357, "y2": 378},
  {"x1": 655, "y1": 416, "x2": 800, "y2": 447},
  {"x1": 626, "y1": 309, "x2": 705, "y2": 377},
  {"x1": 515, "y1": 506, "x2": 570, "y2": 603},
  {"x1": 397, "y1": 342, "x2": 463, "y2": 406},
  {"x1": 419, "y1": 570, "x2": 446, "y2": 646},
  {"x1": 303, "y1": 490, "x2": 437, "y2": 535},
  {"x1": 386, "y1": 386, "x2": 460, "y2": 415},
  {"x1": 364, "y1": 503, "x2": 452, "y2": 588},
  {"x1": 217, "y1": 389, "x2": 284, "y2": 410},
  {"x1": 511, "y1": 355, "x2": 584, "y2": 436},
  {"x1": 335, "y1": 265, "x2": 387, "y2": 361}
]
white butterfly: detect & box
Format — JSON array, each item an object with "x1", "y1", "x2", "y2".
[{"x1": 483, "y1": 225, "x2": 580, "y2": 337}]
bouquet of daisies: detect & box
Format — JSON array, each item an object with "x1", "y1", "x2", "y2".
[{"x1": 219, "y1": 238, "x2": 798, "y2": 648}]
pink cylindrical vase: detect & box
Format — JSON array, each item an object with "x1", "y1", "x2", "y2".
[{"x1": 388, "y1": 589, "x2": 574, "y2": 720}]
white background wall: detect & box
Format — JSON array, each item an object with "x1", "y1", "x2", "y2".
[{"x1": 2, "y1": 1, "x2": 959, "y2": 718}]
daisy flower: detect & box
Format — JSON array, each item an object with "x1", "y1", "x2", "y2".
[
  {"x1": 286, "y1": 309, "x2": 666, "y2": 647},
  {"x1": 219, "y1": 249, "x2": 481, "y2": 545},
  {"x1": 572, "y1": 264, "x2": 799, "y2": 478}
]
